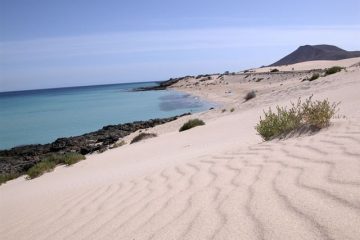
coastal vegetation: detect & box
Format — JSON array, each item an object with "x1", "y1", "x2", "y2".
[
  {"x1": 244, "y1": 91, "x2": 256, "y2": 101},
  {"x1": 308, "y1": 73, "x2": 320, "y2": 81},
  {"x1": 26, "y1": 160, "x2": 57, "y2": 179},
  {"x1": 26, "y1": 153, "x2": 85, "y2": 179},
  {"x1": 130, "y1": 133, "x2": 157, "y2": 144},
  {"x1": 40, "y1": 152, "x2": 85, "y2": 166},
  {"x1": 0, "y1": 152, "x2": 86, "y2": 183},
  {"x1": 0, "y1": 173, "x2": 20, "y2": 185},
  {"x1": 0, "y1": 114, "x2": 189, "y2": 184},
  {"x1": 325, "y1": 66, "x2": 343, "y2": 76},
  {"x1": 62, "y1": 153, "x2": 86, "y2": 165},
  {"x1": 179, "y1": 119, "x2": 205, "y2": 132},
  {"x1": 256, "y1": 96, "x2": 339, "y2": 140},
  {"x1": 110, "y1": 140, "x2": 126, "y2": 149}
]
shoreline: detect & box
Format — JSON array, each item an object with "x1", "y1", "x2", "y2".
[
  {"x1": 0, "y1": 82, "x2": 218, "y2": 181},
  {"x1": 0, "y1": 113, "x2": 190, "y2": 178},
  {"x1": 1, "y1": 57, "x2": 360, "y2": 240},
  {"x1": 2, "y1": 57, "x2": 360, "y2": 179},
  {"x1": 0, "y1": 82, "x2": 212, "y2": 151}
]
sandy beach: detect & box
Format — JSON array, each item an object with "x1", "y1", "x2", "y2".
[{"x1": 1, "y1": 57, "x2": 360, "y2": 240}]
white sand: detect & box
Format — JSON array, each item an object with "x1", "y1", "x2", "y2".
[
  {"x1": 252, "y1": 57, "x2": 360, "y2": 72},
  {"x1": 1, "y1": 58, "x2": 360, "y2": 240}
]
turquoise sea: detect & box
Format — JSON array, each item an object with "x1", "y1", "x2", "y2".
[{"x1": 0, "y1": 82, "x2": 212, "y2": 150}]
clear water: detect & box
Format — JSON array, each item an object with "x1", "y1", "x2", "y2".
[{"x1": 0, "y1": 82, "x2": 213, "y2": 149}]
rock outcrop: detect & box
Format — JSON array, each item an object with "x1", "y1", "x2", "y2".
[
  {"x1": 133, "y1": 76, "x2": 194, "y2": 91},
  {"x1": 0, "y1": 113, "x2": 190, "y2": 175}
]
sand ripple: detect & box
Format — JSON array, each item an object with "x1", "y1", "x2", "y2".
[{"x1": 1, "y1": 120, "x2": 360, "y2": 240}]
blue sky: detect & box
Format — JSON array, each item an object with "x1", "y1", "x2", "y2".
[{"x1": 1, "y1": 0, "x2": 359, "y2": 91}]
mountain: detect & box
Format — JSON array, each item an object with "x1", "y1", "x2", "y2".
[{"x1": 270, "y1": 45, "x2": 360, "y2": 66}]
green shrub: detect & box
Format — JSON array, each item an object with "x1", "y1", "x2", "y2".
[
  {"x1": 27, "y1": 152, "x2": 86, "y2": 179},
  {"x1": 222, "y1": 109, "x2": 226, "y2": 113},
  {"x1": 1, "y1": 152, "x2": 86, "y2": 182},
  {"x1": 256, "y1": 96, "x2": 339, "y2": 140},
  {"x1": 301, "y1": 97, "x2": 339, "y2": 128},
  {"x1": 308, "y1": 73, "x2": 320, "y2": 81},
  {"x1": 62, "y1": 153, "x2": 86, "y2": 165},
  {"x1": 179, "y1": 119, "x2": 205, "y2": 132},
  {"x1": 130, "y1": 133, "x2": 157, "y2": 144},
  {"x1": 256, "y1": 106, "x2": 302, "y2": 141},
  {"x1": 110, "y1": 140, "x2": 126, "y2": 149},
  {"x1": 270, "y1": 68, "x2": 279, "y2": 72},
  {"x1": 41, "y1": 152, "x2": 85, "y2": 166},
  {"x1": 0, "y1": 173, "x2": 20, "y2": 185},
  {"x1": 27, "y1": 161, "x2": 57, "y2": 179},
  {"x1": 325, "y1": 66, "x2": 343, "y2": 76},
  {"x1": 39, "y1": 153, "x2": 61, "y2": 164},
  {"x1": 244, "y1": 91, "x2": 256, "y2": 101},
  {"x1": 40, "y1": 153, "x2": 64, "y2": 164},
  {"x1": 230, "y1": 108, "x2": 235, "y2": 112}
]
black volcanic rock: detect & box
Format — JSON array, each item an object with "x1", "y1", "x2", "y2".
[
  {"x1": 270, "y1": 45, "x2": 360, "y2": 66},
  {"x1": 0, "y1": 113, "x2": 190, "y2": 175},
  {"x1": 133, "y1": 76, "x2": 194, "y2": 91}
]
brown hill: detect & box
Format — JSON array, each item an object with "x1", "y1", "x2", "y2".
[{"x1": 270, "y1": 44, "x2": 360, "y2": 66}]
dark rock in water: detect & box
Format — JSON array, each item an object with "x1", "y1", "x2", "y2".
[
  {"x1": 0, "y1": 113, "x2": 190, "y2": 175},
  {"x1": 133, "y1": 76, "x2": 194, "y2": 91}
]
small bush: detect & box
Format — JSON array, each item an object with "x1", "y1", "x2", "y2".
[
  {"x1": 110, "y1": 140, "x2": 126, "y2": 149},
  {"x1": 301, "y1": 97, "x2": 339, "y2": 128},
  {"x1": 308, "y1": 73, "x2": 320, "y2": 81},
  {"x1": 0, "y1": 173, "x2": 20, "y2": 185},
  {"x1": 4, "y1": 152, "x2": 87, "y2": 181},
  {"x1": 62, "y1": 153, "x2": 86, "y2": 165},
  {"x1": 27, "y1": 161, "x2": 57, "y2": 179},
  {"x1": 230, "y1": 108, "x2": 235, "y2": 112},
  {"x1": 270, "y1": 69, "x2": 279, "y2": 72},
  {"x1": 41, "y1": 152, "x2": 85, "y2": 166},
  {"x1": 130, "y1": 133, "x2": 157, "y2": 144},
  {"x1": 222, "y1": 109, "x2": 226, "y2": 113},
  {"x1": 244, "y1": 91, "x2": 256, "y2": 101},
  {"x1": 179, "y1": 119, "x2": 205, "y2": 132},
  {"x1": 256, "y1": 106, "x2": 302, "y2": 141},
  {"x1": 325, "y1": 66, "x2": 343, "y2": 76},
  {"x1": 256, "y1": 96, "x2": 339, "y2": 140}
]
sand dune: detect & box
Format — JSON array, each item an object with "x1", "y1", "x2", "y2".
[
  {"x1": 254, "y1": 57, "x2": 360, "y2": 72},
  {"x1": 1, "y1": 58, "x2": 360, "y2": 240}
]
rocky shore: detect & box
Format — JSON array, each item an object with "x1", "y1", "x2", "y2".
[
  {"x1": 0, "y1": 113, "x2": 190, "y2": 175},
  {"x1": 133, "y1": 76, "x2": 193, "y2": 91},
  {"x1": 133, "y1": 74, "x2": 215, "y2": 91}
]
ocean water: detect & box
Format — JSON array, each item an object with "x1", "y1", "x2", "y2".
[{"x1": 0, "y1": 82, "x2": 213, "y2": 150}]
